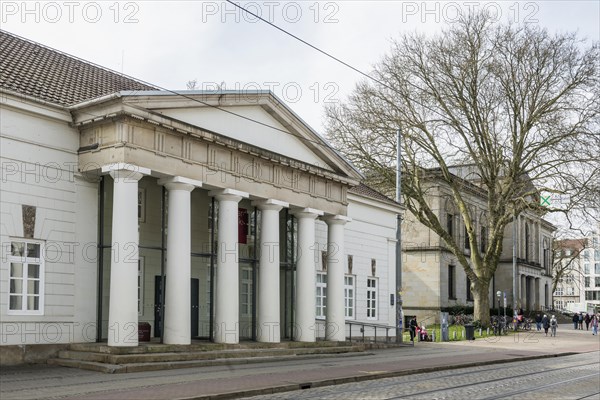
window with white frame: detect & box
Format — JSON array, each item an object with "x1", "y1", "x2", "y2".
[
  {"x1": 566, "y1": 274, "x2": 574, "y2": 284},
  {"x1": 8, "y1": 240, "x2": 44, "y2": 315},
  {"x1": 138, "y1": 257, "x2": 144, "y2": 316},
  {"x1": 566, "y1": 287, "x2": 575, "y2": 296},
  {"x1": 366, "y1": 277, "x2": 377, "y2": 320},
  {"x1": 584, "y1": 263, "x2": 590, "y2": 275},
  {"x1": 595, "y1": 263, "x2": 600, "y2": 275},
  {"x1": 240, "y1": 267, "x2": 253, "y2": 317},
  {"x1": 554, "y1": 287, "x2": 564, "y2": 296},
  {"x1": 316, "y1": 272, "x2": 327, "y2": 318},
  {"x1": 344, "y1": 275, "x2": 355, "y2": 319},
  {"x1": 585, "y1": 277, "x2": 591, "y2": 287},
  {"x1": 595, "y1": 277, "x2": 600, "y2": 287}
]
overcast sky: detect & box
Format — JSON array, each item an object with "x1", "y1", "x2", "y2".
[{"x1": 3, "y1": 1, "x2": 599, "y2": 132}]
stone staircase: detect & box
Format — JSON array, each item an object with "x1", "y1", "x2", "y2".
[{"x1": 47, "y1": 341, "x2": 374, "y2": 373}]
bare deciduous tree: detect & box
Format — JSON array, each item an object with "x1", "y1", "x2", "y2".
[{"x1": 325, "y1": 13, "x2": 599, "y2": 325}]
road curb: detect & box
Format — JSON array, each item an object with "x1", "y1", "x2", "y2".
[{"x1": 183, "y1": 351, "x2": 579, "y2": 400}]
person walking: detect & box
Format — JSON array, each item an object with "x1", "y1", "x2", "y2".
[
  {"x1": 542, "y1": 314, "x2": 550, "y2": 336},
  {"x1": 535, "y1": 313, "x2": 542, "y2": 331},
  {"x1": 409, "y1": 317, "x2": 418, "y2": 342},
  {"x1": 572, "y1": 313, "x2": 579, "y2": 329},
  {"x1": 578, "y1": 312, "x2": 584, "y2": 330},
  {"x1": 584, "y1": 313, "x2": 591, "y2": 330},
  {"x1": 592, "y1": 314, "x2": 599, "y2": 336},
  {"x1": 550, "y1": 315, "x2": 558, "y2": 337}
]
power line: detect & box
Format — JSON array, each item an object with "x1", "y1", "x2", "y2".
[{"x1": 224, "y1": 0, "x2": 399, "y2": 95}]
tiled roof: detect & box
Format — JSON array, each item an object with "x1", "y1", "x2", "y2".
[
  {"x1": 0, "y1": 30, "x2": 157, "y2": 106},
  {"x1": 349, "y1": 183, "x2": 400, "y2": 207}
]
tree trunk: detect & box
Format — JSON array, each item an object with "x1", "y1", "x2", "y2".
[{"x1": 473, "y1": 282, "x2": 491, "y2": 326}]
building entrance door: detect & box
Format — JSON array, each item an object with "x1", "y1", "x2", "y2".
[{"x1": 154, "y1": 276, "x2": 200, "y2": 338}]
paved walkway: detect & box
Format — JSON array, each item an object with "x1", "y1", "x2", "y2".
[{"x1": 1, "y1": 328, "x2": 598, "y2": 400}]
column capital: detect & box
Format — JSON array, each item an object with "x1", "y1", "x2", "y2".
[
  {"x1": 101, "y1": 163, "x2": 151, "y2": 182},
  {"x1": 290, "y1": 207, "x2": 323, "y2": 219},
  {"x1": 252, "y1": 199, "x2": 288, "y2": 211},
  {"x1": 158, "y1": 176, "x2": 202, "y2": 192},
  {"x1": 323, "y1": 214, "x2": 352, "y2": 225},
  {"x1": 209, "y1": 188, "x2": 249, "y2": 202}
]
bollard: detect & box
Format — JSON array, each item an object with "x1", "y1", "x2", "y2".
[
  {"x1": 486, "y1": 327, "x2": 490, "y2": 336},
  {"x1": 432, "y1": 330, "x2": 436, "y2": 342},
  {"x1": 453, "y1": 331, "x2": 457, "y2": 340},
  {"x1": 462, "y1": 330, "x2": 465, "y2": 339},
  {"x1": 479, "y1": 328, "x2": 482, "y2": 336}
]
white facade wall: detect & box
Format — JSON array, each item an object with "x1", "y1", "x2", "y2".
[{"x1": 1, "y1": 100, "x2": 98, "y2": 345}]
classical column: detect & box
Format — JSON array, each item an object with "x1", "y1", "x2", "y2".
[
  {"x1": 534, "y1": 277, "x2": 541, "y2": 311},
  {"x1": 324, "y1": 215, "x2": 351, "y2": 341},
  {"x1": 291, "y1": 208, "x2": 323, "y2": 342},
  {"x1": 159, "y1": 177, "x2": 202, "y2": 345},
  {"x1": 102, "y1": 163, "x2": 150, "y2": 347},
  {"x1": 252, "y1": 199, "x2": 288, "y2": 343},
  {"x1": 520, "y1": 275, "x2": 527, "y2": 310},
  {"x1": 210, "y1": 189, "x2": 249, "y2": 344}
]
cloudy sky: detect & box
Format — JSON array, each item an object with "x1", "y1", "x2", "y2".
[{"x1": 3, "y1": 1, "x2": 599, "y2": 133}]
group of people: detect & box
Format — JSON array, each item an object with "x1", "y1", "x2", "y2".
[
  {"x1": 408, "y1": 317, "x2": 431, "y2": 342},
  {"x1": 534, "y1": 314, "x2": 558, "y2": 336},
  {"x1": 572, "y1": 312, "x2": 599, "y2": 335}
]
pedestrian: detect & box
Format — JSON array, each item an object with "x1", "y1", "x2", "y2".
[
  {"x1": 584, "y1": 313, "x2": 591, "y2": 330},
  {"x1": 535, "y1": 314, "x2": 542, "y2": 331},
  {"x1": 409, "y1": 317, "x2": 418, "y2": 342},
  {"x1": 542, "y1": 314, "x2": 550, "y2": 336},
  {"x1": 550, "y1": 315, "x2": 558, "y2": 337},
  {"x1": 578, "y1": 312, "x2": 584, "y2": 329},
  {"x1": 591, "y1": 314, "x2": 599, "y2": 336},
  {"x1": 572, "y1": 313, "x2": 579, "y2": 329}
]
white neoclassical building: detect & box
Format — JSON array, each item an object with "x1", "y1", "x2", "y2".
[{"x1": 0, "y1": 30, "x2": 401, "y2": 360}]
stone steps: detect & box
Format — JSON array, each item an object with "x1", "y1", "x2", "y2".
[{"x1": 48, "y1": 342, "x2": 369, "y2": 373}]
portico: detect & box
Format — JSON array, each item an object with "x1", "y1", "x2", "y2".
[{"x1": 74, "y1": 91, "x2": 362, "y2": 347}]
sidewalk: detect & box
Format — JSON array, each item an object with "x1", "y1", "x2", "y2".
[{"x1": 2, "y1": 328, "x2": 598, "y2": 400}]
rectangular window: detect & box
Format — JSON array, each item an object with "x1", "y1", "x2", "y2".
[
  {"x1": 138, "y1": 257, "x2": 144, "y2": 316},
  {"x1": 8, "y1": 240, "x2": 44, "y2": 315},
  {"x1": 316, "y1": 273, "x2": 327, "y2": 318},
  {"x1": 566, "y1": 274, "x2": 573, "y2": 284},
  {"x1": 466, "y1": 277, "x2": 473, "y2": 301},
  {"x1": 566, "y1": 287, "x2": 575, "y2": 296},
  {"x1": 595, "y1": 277, "x2": 600, "y2": 287},
  {"x1": 584, "y1": 263, "x2": 590, "y2": 275},
  {"x1": 448, "y1": 265, "x2": 456, "y2": 299},
  {"x1": 138, "y1": 188, "x2": 145, "y2": 222},
  {"x1": 554, "y1": 287, "x2": 564, "y2": 296},
  {"x1": 464, "y1": 226, "x2": 470, "y2": 251},
  {"x1": 595, "y1": 263, "x2": 600, "y2": 275},
  {"x1": 585, "y1": 277, "x2": 591, "y2": 288},
  {"x1": 344, "y1": 275, "x2": 355, "y2": 319},
  {"x1": 366, "y1": 277, "x2": 377, "y2": 319},
  {"x1": 585, "y1": 291, "x2": 600, "y2": 301},
  {"x1": 240, "y1": 267, "x2": 253, "y2": 317}
]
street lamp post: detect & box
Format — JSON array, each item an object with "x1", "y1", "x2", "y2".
[{"x1": 496, "y1": 290, "x2": 502, "y2": 334}]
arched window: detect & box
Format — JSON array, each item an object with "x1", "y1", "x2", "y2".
[
  {"x1": 444, "y1": 199, "x2": 455, "y2": 239},
  {"x1": 480, "y1": 212, "x2": 488, "y2": 253}
]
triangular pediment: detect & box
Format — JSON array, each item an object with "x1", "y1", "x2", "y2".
[{"x1": 120, "y1": 91, "x2": 362, "y2": 181}]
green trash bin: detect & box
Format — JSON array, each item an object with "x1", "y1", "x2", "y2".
[{"x1": 465, "y1": 324, "x2": 475, "y2": 340}]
